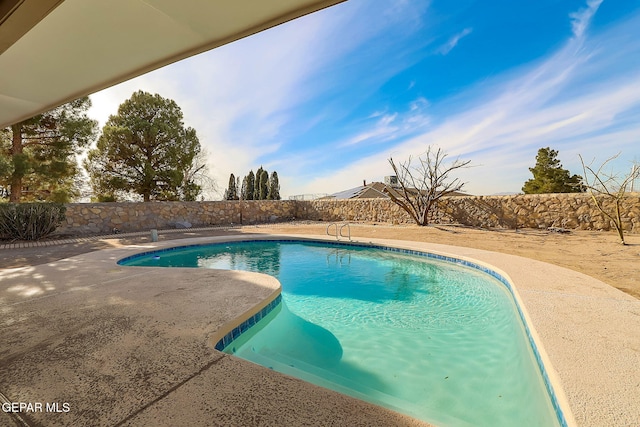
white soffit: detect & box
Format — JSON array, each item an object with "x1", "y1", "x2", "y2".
[{"x1": 0, "y1": 0, "x2": 344, "y2": 128}]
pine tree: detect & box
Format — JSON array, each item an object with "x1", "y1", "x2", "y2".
[
  {"x1": 1, "y1": 97, "x2": 97, "y2": 202},
  {"x1": 253, "y1": 166, "x2": 263, "y2": 200},
  {"x1": 242, "y1": 170, "x2": 255, "y2": 200},
  {"x1": 267, "y1": 171, "x2": 280, "y2": 200},
  {"x1": 258, "y1": 169, "x2": 269, "y2": 200},
  {"x1": 224, "y1": 173, "x2": 238, "y2": 200},
  {"x1": 523, "y1": 147, "x2": 583, "y2": 194},
  {"x1": 240, "y1": 176, "x2": 247, "y2": 200},
  {"x1": 85, "y1": 91, "x2": 202, "y2": 202}
]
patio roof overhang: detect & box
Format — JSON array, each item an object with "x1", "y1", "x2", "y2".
[{"x1": 0, "y1": 0, "x2": 344, "y2": 128}]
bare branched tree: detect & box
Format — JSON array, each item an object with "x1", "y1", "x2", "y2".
[
  {"x1": 387, "y1": 146, "x2": 471, "y2": 226},
  {"x1": 182, "y1": 148, "x2": 219, "y2": 200},
  {"x1": 579, "y1": 153, "x2": 640, "y2": 245}
]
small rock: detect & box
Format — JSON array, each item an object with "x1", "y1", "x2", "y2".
[
  {"x1": 175, "y1": 220, "x2": 192, "y2": 229},
  {"x1": 547, "y1": 227, "x2": 570, "y2": 233}
]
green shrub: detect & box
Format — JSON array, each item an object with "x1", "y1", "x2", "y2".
[{"x1": 0, "y1": 203, "x2": 66, "y2": 241}]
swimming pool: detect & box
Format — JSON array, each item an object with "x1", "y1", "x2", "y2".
[{"x1": 120, "y1": 240, "x2": 564, "y2": 427}]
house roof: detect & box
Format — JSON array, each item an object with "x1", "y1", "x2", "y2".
[
  {"x1": 0, "y1": 0, "x2": 344, "y2": 128},
  {"x1": 327, "y1": 182, "x2": 390, "y2": 199}
]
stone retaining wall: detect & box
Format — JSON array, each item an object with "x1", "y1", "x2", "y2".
[
  {"x1": 57, "y1": 193, "x2": 640, "y2": 235},
  {"x1": 437, "y1": 194, "x2": 640, "y2": 231},
  {"x1": 302, "y1": 193, "x2": 640, "y2": 232},
  {"x1": 57, "y1": 201, "x2": 298, "y2": 235}
]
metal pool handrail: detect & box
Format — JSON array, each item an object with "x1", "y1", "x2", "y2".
[{"x1": 326, "y1": 222, "x2": 351, "y2": 241}]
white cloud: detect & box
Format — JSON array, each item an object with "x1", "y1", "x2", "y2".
[
  {"x1": 295, "y1": 5, "x2": 640, "y2": 196},
  {"x1": 87, "y1": 0, "x2": 430, "y2": 199},
  {"x1": 87, "y1": 3, "x2": 351, "y2": 194},
  {"x1": 410, "y1": 97, "x2": 429, "y2": 111},
  {"x1": 340, "y1": 114, "x2": 400, "y2": 147},
  {"x1": 438, "y1": 28, "x2": 473, "y2": 55},
  {"x1": 87, "y1": 0, "x2": 639, "y2": 199},
  {"x1": 335, "y1": 102, "x2": 433, "y2": 149},
  {"x1": 570, "y1": 0, "x2": 604, "y2": 39}
]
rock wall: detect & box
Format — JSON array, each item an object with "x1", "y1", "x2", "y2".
[
  {"x1": 435, "y1": 194, "x2": 640, "y2": 231},
  {"x1": 302, "y1": 193, "x2": 640, "y2": 232},
  {"x1": 57, "y1": 201, "x2": 298, "y2": 235},
  {"x1": 57, "y1": 193, "x2": 640, "y2": 235},
  {"x1": 298, "y1": 198, "x2": 414, "y2": 224}
]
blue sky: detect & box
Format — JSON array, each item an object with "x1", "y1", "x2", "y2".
[{"x1": 88, "y1": 0, "x2": 640, "y2": 198}]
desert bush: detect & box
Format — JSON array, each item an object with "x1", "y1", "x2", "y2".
[{"x1": 0, "y1": 203, "x2": 66, "y2": 241}]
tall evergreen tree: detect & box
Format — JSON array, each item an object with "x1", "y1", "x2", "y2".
[
  {"x1": 253, "y1": 166, "x2": 264, "y2": 200},
  {"x1": 523, "y1": 147, "x2": 583, "y2": 194},
  {"x1": 85, "y1": 91, "x2": 202, "y2": 202},
  {"x1": 240, "y1": 176, "x2": 246, "y2": 200},
  {"x1": 258, "y1": 169, "x2": 269, "y2": 200},
  {"x1": 1, "y1": 97, "x2": 97, "y2": 202},
  {"x1": 242, "y1": 170, "x2": 255, "y2": 200},
  {"x1": 224, "y1": 173, "x2": 239, "y2": 200},
  {"x1": 267, "y1": 171, "x2": 281, "y2": 200}
]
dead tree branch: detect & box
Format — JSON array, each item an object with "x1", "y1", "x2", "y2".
[
  {"x1": 387, "y1": 146, "x2": 471, "y2": 226},
  {"x1": 579, "y1": 152, "x2": 639, "y2": 244}
]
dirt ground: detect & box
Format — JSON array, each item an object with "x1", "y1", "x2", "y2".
[{"x1": 1, "y1": 222, "x2": 638, "y2": 299}]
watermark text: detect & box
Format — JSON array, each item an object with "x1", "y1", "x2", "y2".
[{"x1": 2, "y1": 402, "x2": 70, "y2": 413}]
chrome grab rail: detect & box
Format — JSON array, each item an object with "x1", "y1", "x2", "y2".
[
  {"x1": 339, "y1": 223, "x2": 351, "y2": 241},
  {"x1": 326, "y1": 222, "x2": 351, "y2": 241},
  {"x1": 326, "y1": 223, "x2": 339, "y2": 240}
]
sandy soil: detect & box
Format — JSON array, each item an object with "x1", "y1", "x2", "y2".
[{"x1": 242, "y1": 222, "x2": 640, "y2": 299}]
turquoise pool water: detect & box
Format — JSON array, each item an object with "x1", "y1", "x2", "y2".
[{"x1": 120, "y1": 240, "x2": 561, "y2": 427}]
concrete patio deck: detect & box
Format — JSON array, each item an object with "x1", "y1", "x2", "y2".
[{"x1": 1, "y1": 232, "x2": 638, "y2": 426}]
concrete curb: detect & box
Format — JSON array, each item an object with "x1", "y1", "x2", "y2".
[{"x1": 0, "y1": 225, "x2": 241, "y2": 250}]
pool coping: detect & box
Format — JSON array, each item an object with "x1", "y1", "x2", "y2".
[{"x1": 1, "y1": 232, "x2": 639, "y2": 426}]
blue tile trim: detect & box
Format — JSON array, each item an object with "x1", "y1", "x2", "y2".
[
  {"x1": 119, "y1": 239, "x2": 567, "y2": 426},
  {"x1": 213, "y1": 294, "x2": 282, "y2": 352}
]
